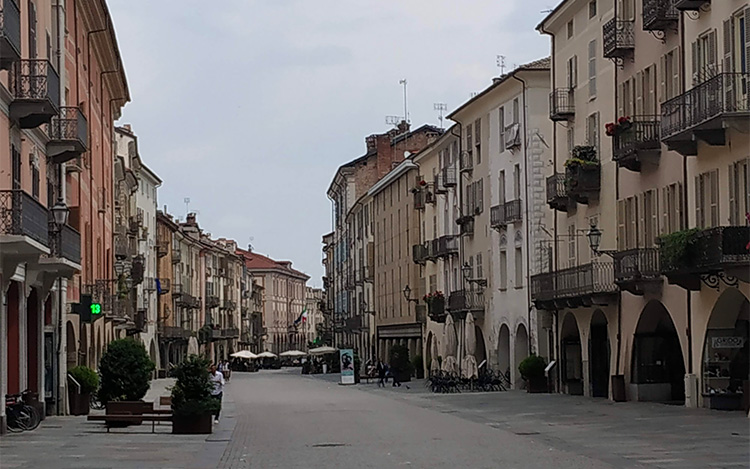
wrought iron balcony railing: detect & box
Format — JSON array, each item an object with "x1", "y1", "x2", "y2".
[
  {"x1": 222, "y1": 327, "x2": 240, "y2": 338},
  {"x1": 491, "y1": 199, "x2": 522, "y2": 228},
  {"x1": 661, "y1": 73, "x2": 750, "y2": 151},
  {"x1": 47, "y1": 106, "x2": 88, "y2": 163},
  {"x1": 0, "y1": 0, "x2": 22, "y2": 70},
  {"x1": 48, "y1": 222, "x2": 81, "y2": 265},
  {"x1": 158, "y1": 325, "x2": 189, "y2": 340},
  {"x1": 157, "y1": 278, "x2": 170, "y2": 294},
  {"x1": 660, "y1": 226, "x2": 750, "y2": 276},
  {"x1": 566, "y1": 164, "x2": 600, "y2": 204},
  {"x1": 546, "y1": 173, "x2": 568, "y2": 212},
  {"x1": 426, "y1": 296, "x2": 446, "y2": 323},
  {"x1": 426, "y1": 238, "x2": 439, "y2": 261},
  {"x1": 643, "y1": 0, "x2": 679, "y2": 31},
  {"x1": 550, "y1": 88, "x2": 575, "y2": 121},
  {"x1": 412, "y1": 243, "x2": 428, "y2": 265},
  {"x1": 531, "y1": 261, "x2": 617, "y2": 304},
  {"x1": 9, "y1": 59, "x2": 60, "y2": 128},
  {"x1": 447, "y1": 289, "x2": 485, "y2": 315},
  {"x1": 441, "y1": 164, "x2": 457, "y2": 188},
  {"x1": 156, "y1": 240, "x2": 168, "y2": 258},
  {"x1": 460, "y1": 151, "x2": 473, "y2": 172},
  {"x1": 674, "y1": 0, "x2": 710, "y2": 11},
  {"x1": 458, "y1": 216, "x2": 475, "y2": 236},
  {"x1": 0, "y1": 190, "x2": 49, "y2": 247},
  {"x1": 435, "y1": 235, "x2": 458, "y2": 258},
  {"x1": 603, "y1": 18, "x2": 635, "y2": 59},
  {"x1": 171, "y1": 248, "x2": 182, "y2": 264},
  {"x1": 413, "y1": 189, "x2": 426, "y2": 210},
  {"x1": 613, "y1": 117, "x2": 661, "y2": 172},
  {"x1": 613, "y1": 248, "x2": 662, "y2": 294}
]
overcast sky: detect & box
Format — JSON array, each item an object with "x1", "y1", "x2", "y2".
[{"x1": 109, "y1": 0, "x2": 553, "y2": 287}]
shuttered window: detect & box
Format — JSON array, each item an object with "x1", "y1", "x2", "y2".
[
  {"x1": 28, "y1": 1, "x2": 37, "y2": 58},
  {"x1": 474, "y1": 118, "x2": 481, "y2": 165},
  {"x1": 499, "y1": 250, "x2": 508, "y2": 290},
  {"x1": 588, "y1": 40, "x2": 597, "y2": 98},
  {"x1": 498, "y1": 106, "x2": 505, "y2": 150}
]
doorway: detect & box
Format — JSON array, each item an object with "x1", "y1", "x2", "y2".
[{"x1": 589, "y1": 310, "x2": 610, "y2": 398}]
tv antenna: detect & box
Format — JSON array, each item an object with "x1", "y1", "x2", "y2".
[
  {"x1": 399, "y1": 79, "x2": 409, "y2": 123},
  {"x1": 496, "y1": 55, "x2": 506, "y2": 75},
  {"x1": 385, "y1": 116, "x2": 401, "y2": 126},
  {"x1": 184, "y1": 197, "x2": 191, "y2": 215},
  {"x1": 434, "y1": 103, "x2": 447, "y2": 129}
]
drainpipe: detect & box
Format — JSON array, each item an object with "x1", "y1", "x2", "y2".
[
  {"x1": 613, "y1": 33, "x2": 623, "y2": 380},
  {"x1": 538, "y1": 22, "x2": 560, "y2": 392},
  {"x1": 449, "y1": 124, "x2": 465, "y2": 371}
]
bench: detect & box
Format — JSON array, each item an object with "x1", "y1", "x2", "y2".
[
  {"x1": 88, "y1": 414, "x2": 173, "y2": 433},
  {"x1": 360, "y1": 375, "x2": 378, "y2": 384}
]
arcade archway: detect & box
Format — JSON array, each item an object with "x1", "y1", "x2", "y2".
[
  {"x1": 514, "y1": 323, "x2": 529, "y2": 388},
  {"x1": 561, "y1": 313, "x2": 583, "y2": 395},
  {"x1": 589, "y1": 310, "x2": 610, "y2": 398},
  {"x1": 497, "y1": 324, "x2": 510, "y2": 378}
]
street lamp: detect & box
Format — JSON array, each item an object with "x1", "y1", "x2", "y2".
[
  {"x1": 586, "y1": 222, "x2": 615, "y2": 257},
  {"x1": 402, "y1": 285, "x2": 418, "y2": 304},
  {"x1": 462, "y1": 262, "x2": 487, "y2": 287},
  {"x1": 51, "y1": 199, "x2": 69, "y2": 230}
]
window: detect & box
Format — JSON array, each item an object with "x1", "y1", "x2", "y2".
[
  {"x1": 514, "y1": 247, "x2": 523, "y2": 287},
  {"x1": 621, "y1": 0, "x2": 635, "y2": 20},
  {"x1": 512, "y1": 98, "x2": 519, "y2": 124},
  {"x1": 513, "y1": 164, "x2": 521, "y2": 200},
  {"x1": 642, "y1": 64, "x2": 657, "y2": 116},
  {"x1": 28, "y1": 1, "x2": 37, "y2": 58},
  {"x1": 567, "y1": 126, "x2": 575, "y2": 153},
  {"x1": 11, "y1": 145, "x2": 21, "y2": 190},
  {"x1": 498, "y1": 106, "x2": 505, "y2": 150},
  {"x1": 586, "y1": 113, "x2": 600, "y2": 152},
  {"x1": 644, "y1": 189, "x2": 659, "y2": 247},
  {"x1": 589, "y1": 1, "x2": 596, "y2": 19},
  {"x1": 476, "y1": 253, "x2": 483, "y2": 279},
  {"x1": 662, "y1": 182, "x2": 684, "y2": 234},
  {"x1": 661, "y1": 47, "x2": 681, "y2": 102},
  {"x1": 692, "y1": 30, "x2": 718, "y2": 85},
  {"x1": 588, "y1": 40, "x2": 597, "y2": 98},
  {"x1": 499, "y1": 250, "x2": 508, "y2": 290},
  {"x1": 567, "y1": 56, "x2": 578, "y2": 89},
  {"x1": 498, "y1": 170, "x2": 506, "y2": 205},
  {"x1": 567, "y1": 224, "x2": 576, "y2": 266},
  {"x1": 31, "y1": 162, "x2": 40, "y2": 200},
  {"x1": 476, "y1": 178, "x2": 484, "y2": 213},
  {"x1": 567, "y1": 20, "x2": 574, "y2": 39},
  {"x1": 474, "y1": 118, "x2": 481, "y2": 165},
  {"x1": 729, "y1": 159, "x2": 750, "y2": 225},
  {"x1": 695, "y1": 170, "x2": 719, "y2": 228}
]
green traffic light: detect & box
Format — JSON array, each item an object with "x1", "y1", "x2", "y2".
[{"x1": 91, "y1": 303, "x2": 102, "y2": 315}]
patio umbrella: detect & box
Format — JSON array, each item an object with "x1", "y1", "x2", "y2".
[
  {"x1": 257, "y1": 351, "x2": 277, "y2": 359},
  {"x1": 279, "y1": 350, "x2": 307, "y2": 357},
  {"x1": 231, "y1": 350, "x2": 258, "y2": 359},
  {"x1": 308, "y1": 346, "x2": 338, "y2": 356},
  {"x1": 462, "y1": 313, "x2": 478, "y2": 379},
  {"x1": 442, "y1": 314, "x2": 458, "y2": 374},
  {"x1": 187, "y1": 337, "x2": 199, "y2": 356},
  {"x1": 430, "y1": 336, "x2": 440, "y2": 374}
]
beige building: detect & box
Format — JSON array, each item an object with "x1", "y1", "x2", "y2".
[{"x1": 305, "y1": 286, "x2": 325, "y2": 347}]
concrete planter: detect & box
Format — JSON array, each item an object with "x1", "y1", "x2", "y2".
[
  {"x1": 172, "y1": 413, "x2": 213, "y2": 434},
  {"x1": 67, "y1": 390, "x2": 90, "y2": 416}
]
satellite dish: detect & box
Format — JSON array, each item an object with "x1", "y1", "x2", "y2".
[{"x1": 404, "y1": 151, "x2": 412, "y2": 158}]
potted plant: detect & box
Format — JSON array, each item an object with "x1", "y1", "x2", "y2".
[
  {"x1": 171, "y1": 355, "x2": 218, "y2": 434},
  {"x1": 412, "y1": 354, "x2": 424, "y2": 379},
  {"x1": 389, "y1": 343, "x2": 413, "y2": 383},
  {"x1": 68, "y1": 365, "x2": 99, "y2": 416},
  {"x1": 98, "y1": 338, "x2": 155, "y2": 424},
  {"x1": 423, "y1": 291, "x2": 445, "y2": 318},
  {"x1": 657, "y1": 228, "x2": 700, "y2": 272},
  {"x1": 518, "y1": 355, "x2": 547, "y2": 393}
]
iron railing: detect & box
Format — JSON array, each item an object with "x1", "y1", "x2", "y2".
[
  {"x1": 414, "y1": 189, "x2": 426, "y2": 210},
  {"x1": 674, "y1": 0, "x2": 710, "y2": 11},
  {"x1": 10, "y1": 59, "x2": 60, "y2": 106},
  {"x1": 427, "y1": 297, "x2": 446, "y2": 322},
  {"x1": 447, "y1": 289, "x2": 485, "y2": 312},
  {"x1": 158, "y1": 325, "x2": 189, "y2": 339},
  {"x1": 205, "y1": 295, "x2": 220, "y2": 309},
  {"x1": 603, "y1": 18, "x2": 635, "y2": 58},
  {"x1": 222, "y1": 299, "x2": 237, "y2": 311},
  {"x1": 48, "y1": 223, "x2": 81, "y2": 264},
  {"x1": 82, "y1": 279, "x2": 133, "y2": 319},
  {"x1": 442, "y1": 164, "x2": 457, "y2": 187},
  {"x1": 660, "y1": 226, "x2": 750, "y2": 273},
  {"x1": 491, "y1": 199, "x2": 522, "y2": 227},
  {"x1": 566, "y1": 164, "x2": 601, "y2": 202},
  {"x1": 550, "y1": 88, "x2": 575, "y2": 120},
  {"x1": 0, "y1": 190, "x2": 49, "y2": 246},
  {"x1": 47, "y1": 106, "x2": 87, "y2": 146},
  {"x1": 531, "y1": 261, "x2": 617, "y2": 302},
  {"x1": 546, "y1": 173, "x2": 568, "y2": 209},
  {"x1": 458, "y1": 216, "x2": 475, "y2": 236},
  {"x1": 426, "y1": 238, "x2": 439, "y2": 260},
  {"x1": 436, "y1": 235, "x2": 458, "y2": 257},
  {"x1": 157, "y1": 278, "x2": 170, "y2": 294},
  {"x1": 661, "y1": 73, "x2": 750, "y2": 141},
  {"x1": 412, "y1": 243, "x2": 429, "y2": 264},
  {"x1": 613, "y1": 248, "x2": 661, "y2": 283},
  {"x1": 643, "y1": 0, "x2": 679, "y2": 31},
  {"x1": 171, "y1": 248, "x2": 181, "y2": 264},
  {"x1": 222, "y1": 327, "x2": 240, "y2": 338},
  {"x1": 0, "y1": 0, "x2": 22, "y2": 66},
  {"x1": 460, "y1": 151, "x2": 473, "y2": 172},
  {"x1": 613, "y1": 117, "x2": 661, "y2": 163}
]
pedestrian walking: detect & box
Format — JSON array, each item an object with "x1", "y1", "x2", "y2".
[
  {"x1": 209, "y1": 364, "x2": 225, "y2": 424},
  {"x1": 377, "y1": 360, "x2": 386, "y2": 388},
  {"x1": 391, "y1": 364, "x2": 401, "y2": 387}
]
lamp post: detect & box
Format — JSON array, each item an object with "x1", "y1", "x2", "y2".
[
  {"x1": 461, "y1": 262, "x2": 487, "y2": 287},
  {"x1": 586, "y1": 222, "x2": 615, "y2": 257}
]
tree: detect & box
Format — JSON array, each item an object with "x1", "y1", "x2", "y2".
[{"x1": 98, "y1": 338, "x2": 155, "y2": 403}]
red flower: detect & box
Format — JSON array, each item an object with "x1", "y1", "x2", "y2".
[
  {"x1": 618, "y1": 116, "x2": 630, "y2": 125},
  {"x1": 419, "y1": 180, "x2": 427, "y2": 186}
]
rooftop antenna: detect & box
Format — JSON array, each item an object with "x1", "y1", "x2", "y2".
[
  {"x1": 434, "y1": 103, "x2": 447, "y2": 129},
  {"x1": 385, "y1": 116, "x2": 401, "y2": 127},
  {"x1": 184, "y1": 197, "x2": 191, "y2": 216},
  {"x1": 399, "y1": 79, "x2": 409, "y2": 123},
  {"x1": 496, "y1": 55, "x2": 506, "y2": 75}
]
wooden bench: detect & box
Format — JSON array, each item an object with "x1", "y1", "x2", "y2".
[
  {"x1": 360, "y1": 374, "x2": 378, "y2": 384},
  {"x1": 88, "y1": 414, "x2": 173, "y2": 433}
]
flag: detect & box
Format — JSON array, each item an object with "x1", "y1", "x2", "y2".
[
  {"x1": 156, "y1": 278, "x2": 162, "y2": 295},
  {"x1": 302, "y1": 309, "x2": 308, "y2": 323},
  {"x1": 294, "y1": 308, "x2": 307, "y2": 326}
]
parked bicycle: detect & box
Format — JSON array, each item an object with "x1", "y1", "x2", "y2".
[{"x1": 5, "y1": 391, "x2": 41, "y2": 432}]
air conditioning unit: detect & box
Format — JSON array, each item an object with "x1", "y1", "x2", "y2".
[{"x1": 505, "y1": 123, "x2": 521, "y2": 150}]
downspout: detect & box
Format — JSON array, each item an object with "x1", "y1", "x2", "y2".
[
  {"x1": 678, "y1": 11, "x2": 692, "y2": 375},
  {"x1": 538, "y1": 22, "x2": 559, "y2": 392},
  {"x1": 54, "y1": 0, "x2": 65, "y2": 416},
  {"x1": 613, "y1": 23, "x2": 623, "y2": 381},
  {"x1": 449, "y1": 124, "x2": 465, "y2": 370},
  {"x1": 510, "y1": 71, "x2": 534, "y2": 355}
]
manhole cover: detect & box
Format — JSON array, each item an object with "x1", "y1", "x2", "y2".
[{"x1": 311, "y1": 443, "x2": 349, "y2": 448}]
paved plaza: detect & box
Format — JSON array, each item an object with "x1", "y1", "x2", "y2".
[{"x1": 0, "y1": 369, "x2": 748, "y2": 468}]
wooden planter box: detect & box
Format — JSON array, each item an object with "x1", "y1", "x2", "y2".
[
  {"x1": 68, "y1": 390, "x2": 91, "y2": 416},
  {"x1": 172, "y1": 413, "x2": 213, "y2": 434},
  {"x1": 105, "y1": 400, "x2": 151, "y2": 426},
  {"x1": 705, "y1": 393, "x2": 743, "y2": 411}
]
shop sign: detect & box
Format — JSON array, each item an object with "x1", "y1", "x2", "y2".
[{"x1": 712, "y1": 337, "x2": 745, "y2": 349}]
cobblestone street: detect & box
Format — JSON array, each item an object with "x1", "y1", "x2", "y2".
[{"x1": 1, "y1": 369, "x2": 748, "y2": 468}]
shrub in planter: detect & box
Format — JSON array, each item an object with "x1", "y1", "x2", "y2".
[
  {"x1": 518, "y1": 355, "x2": 547, "y2": 393},
  {"x1": 657, "y1": 228, "x2": 700, "y2": 271},
  {"x1": 68, "y1": 365, "x2": 99, "y2": 416},
  {"x1": 389, "y1": 343, "x2": 413, "y2": 382},
  {"x1": 171, "y1": 355, "x2": 219, "y2": 434},
  {"x1": 412, "y1": 354, "x2": 424, "y2": 379},
  {"x1": 98, "y1": 338, "x2": 155, "y2": 404}
]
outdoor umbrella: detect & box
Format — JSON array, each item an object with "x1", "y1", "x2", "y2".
[
  {"x1": 442, "y1": 314, "x2": 458, "y2": 374},
  {"x1": 462, "y1": 313, "x2": 478, "y2": 379},
  {"x1": 231, "y1": 350, "x2": 258, "y2": 359},
  {"x1": 257, "y1": 351, "x2": 277, "y2": 359},
  {"x1": 187, "y1": 337, "x2": 199, "y2": 356},
  {"x1": 308, "y1": 346, "x2": 338, "y2": 356},
  {"x1": 430, "y1": 337, "x2": 440, "y2": 374},
  {"x1": 279, "y1": 350, "x2": 307, "y2": 357}
]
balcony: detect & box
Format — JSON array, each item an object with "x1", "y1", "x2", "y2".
[
  {"x1": 612, "y1": 117, "x2": 661, "y2": 171},
  {"x1": 447, "y1": 290, "x2": 485, "y2": 319},
  {"x1": 661, "y1": 73, "x2": 750, "y2": 156},
  {"x1": 114, "y1": 234, "x2": 134, "y2": 259},
  {"x1": 643, "y1": 0, "x2": 679, "y2": 31},
  {"x1": 157, "y1": 278, "x2": 170, "y2": 294},
  {"x1": 546, "y1": 173, "x2": 568, "y2": 212},
  {"x1": 344, "y1": 315, "x2": 363, "y2": 334},
  {"x1": 412, "y1": 243, "x2": 428, "y2": 265},
  {"x1": 603, "y1": 18, "x2": 635, "y2": 59},
  {"x1": 222, "y1": 299, "x2": 237, "y2": 311},
  {"x1": 47, "y1": 107, "x2": 88, "y2": 164},
  {"x1": 362, "y1": 264, "x2": 374, "y2": 283},
  {"x1": 549, "y1": 89, "x2": 575, "y2": 121},
  {"x1": 531, "y1": 261, "x2": 618, "y2": 309},
  {"x1": 40, "y1": 222, "x2": 81, "y2": 276},
  {"x1": 613, "y1": 248, "x2": 662, "y2": 295},
  {"x1": 205, "y1": 295, "x2": 220, "y2": 309},
  {"x1": 158, "y1": 325, "x2": 189, "y2": 340},
  {"x1": 171, "y1": 248, "x2": 181, "y2": 264},
  {"x1": 426, "y1": 238, "x2": 439, "y2": 261},
  {"x1": 9, "y1": 59, "x2": 60, "y2": 129},
  {"x1": 0, "y1": 0, "x2": 21, "y2": 70},
  {"x1": 0, "y1": 190, "x2": 50, "y2": 254},
  {"x1": 442, "y1": 165, "x2": 457, "y2": 187},
  {"x1": 143, "y1": 277, "x2": 157, "y2": 292},
  {"x1": 435, "y1": 235, "x2": 458, "y2": 258},
  {"x1": 565, "y1": 164, "x2": 600, "y2": 204},
  {"x1": 426, "y1": 296, "x2": 447, "y2": 323},
  {"x1": 660, "y1": 226, "x2": 750, "y2": 290},
  {"x1": 413, "y1": 189, "x2": 426, "y2": 210},
  {"x1": 674, "y1": 0, "x2": 709, "y2": 10},
  {"x1": 490, "y1": 199, "x2": 522, "y2": 229},
  {"x1": 459, "y1": 151, "x2": 473, "y2": 173},
  {"x1": 156, "y1": 240, "x2": 168, "y2": 258},
  {"x1": 222, "y1": 327, "x2": 240, "y2": 338}
]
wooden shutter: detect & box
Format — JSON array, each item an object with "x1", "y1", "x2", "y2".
[
  {"x1": 660, "y1": 53, "x2": 668, "y2": 104},
  {"x1": 729, "y1": 163, "x2": 737, "y2": 225},
  {"x1": 477, "y1": 178, "x2": 484, "y2": 213},
  {"x1": 709, "y1": 170, "x2": 719, "y2": 227},
  {"x1": 724, "y1": 19, "x2": 735, "y2": 106},
  {"x1": 691, "y1": 41, "x2": 699, "y2": 86},
  {"x1": 618, "y1": 82, "x2": 625, "y2": 117},
  {"x1": 638, "y1": 194, "x2": 646, "y2": 247},
  {"x1": 661, "y1": 187, "x2": 668, "y2": 234},
  {"x1": 672, "y1": 46, "x2": 682, "y2": 97},
  {"x1": 589, "y1": 40, "x2": 597, "y2": 98},
  {"x1": 745, "y1": 8, "x2": 750, "y2": 76},
  {"x1": 677, "y1": 182, "x2": 684, "y2": 230},
  {"x1": 695, "y1": 175, "x2": 703, "y2": 228},
  {"x1": 708, "y1": 30, "x2": 718, "y2": 76},
  {"x1": 28, "y1": 1, "x2": 37, "y2": 58},
  {"x1": 650, "y1": 64, "x2": 658, "y2": 116},
  {"x1": 635, "y1": 71, "x2": 643, "y2": 116},
  {"x1": 617, "y1": 199, "x2": 626, "y2": 251}
]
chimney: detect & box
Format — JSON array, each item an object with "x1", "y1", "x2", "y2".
[
  {"x1": 397, "y1": 120, "x2": 410, "y2": 134},
  {"x1": 123, "y1": 124, "x2": 132, "y2": 131},
  {"x1": 186, "y1": 212, "x2": 197, "y2": 226},
  {"x1": 365, "y1": 135, "x2": 377, "y2": 152}
]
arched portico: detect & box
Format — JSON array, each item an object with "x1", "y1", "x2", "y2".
[
  {"x1": 561, "y1": 313, "x2": 583, "y2": 395},
  {"x1": 589, "y1": 310, "x2": 610, "y2": 398},
  {"x1": 475, "y1": 325, "x2": 487, "y2": 369},
  {"x1": 497, "y1": 324, "x2": 510, "y2": 378},
  {"x1": 514, "y1": 324, "x2": 528, "y2": 389}
]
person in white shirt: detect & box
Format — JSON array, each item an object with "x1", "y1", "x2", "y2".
[{"x1": 209, "y1": 364, "x2": 225, "y2": 424}]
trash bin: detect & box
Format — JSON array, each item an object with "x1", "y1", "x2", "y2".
[
  {"x1": 611, "y1": 375, "x2": 626, "y2": 402},
  {"x1": 323, "y1": 364, "x2": 328, "y2": 374}
]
